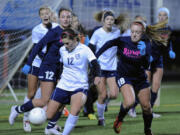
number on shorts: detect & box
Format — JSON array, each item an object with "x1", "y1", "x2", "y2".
[
  {"x1": 45, "y1": 71, "x2": 54, "y2": 80},
  {"x1": 117, "y1": 77, "x2": 125, "y2": 87}
]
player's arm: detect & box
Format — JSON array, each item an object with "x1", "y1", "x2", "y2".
[
  {"x1": 27, "y1": 27, "x2": 60, "y2": 66},
  {"x1": 96, "y1": 37, "x2": 121, "y2": 58},
  {"x1": 141, "y1": 41, "x2": 151, "y2": 69}
]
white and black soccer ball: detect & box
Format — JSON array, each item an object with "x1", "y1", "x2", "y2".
[{"x1": 28, "y1": 107, "x2": 46, "y2": 125}]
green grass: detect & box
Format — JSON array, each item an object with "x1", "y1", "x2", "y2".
[{"x1": 0, "y1": 82, "x2": 180, "y2": 135}]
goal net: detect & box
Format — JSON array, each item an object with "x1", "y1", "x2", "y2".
[{"x1": 0, "y1": 0, "x2": 63, "y2": 93}]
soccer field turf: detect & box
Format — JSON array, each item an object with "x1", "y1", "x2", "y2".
[{"x1": 0, "y1": 82, "x2": 180, "y2": 135}]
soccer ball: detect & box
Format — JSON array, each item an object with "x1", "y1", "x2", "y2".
[{"x1": 28, "y1": 107, "x2": 46, "y2": 125}]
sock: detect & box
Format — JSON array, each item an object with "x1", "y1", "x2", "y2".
[
  {"x1": 143, "y1": 112, "x2": 153, "y2": 133},
  {"x1": 47, "y1": 111, "x2": 62, "y2": 129},
  {"x1": 62, "y1": 114, "x2": 79, "y2": 135},
  {"x1": 118, "y1": 104, "x2": 129, "y2": 121},
  {"x1": 150, "y1": 90, "x2": 157, "y2": 108},
  {"x1": 15, "y1": 100, "x2": 34, "y2": 113},
  {"x1": 23, "y1": 96, "x2": 30, "y2": 121},
  {"x1": 96, "y1": 102, "x2": 105, "y2": 120}
]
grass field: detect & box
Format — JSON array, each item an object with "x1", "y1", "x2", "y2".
[{"x1": 0, "y1": 82, "x2": 180, "y2": 135}]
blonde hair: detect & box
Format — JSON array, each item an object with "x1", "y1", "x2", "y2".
[
  {"x1": 146, "y1": 19, "x2": 171, "y2": 46},
  {"x1": 39, "y1": 6, "x2": 51, "y2": 15}
]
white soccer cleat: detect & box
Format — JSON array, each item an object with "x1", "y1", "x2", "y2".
[
  {"x1": 23, "y1": 120, "x2": 32, "y2": 132},
  {"x1": 128, "y1": 108, "x2": 137, "y2": 118},
  {"x1": 45, "y1": 127, "x2": 62, "y2": 135},
  {"x1": 9, "y1": 105, "x2": 19, "y2": 125},
  {"x1": 153, "y1": 113, "x2": 161, "y2": 118}
]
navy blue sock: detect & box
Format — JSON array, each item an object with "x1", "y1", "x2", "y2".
[
  {"x1": 150, "y1": 90, "x2": 157, "y2": 108},
  {"x1": 118, "y1": 104, "x2": 129, "y2": 121},
  {"x1": 47, "y1": 111, "x2": 62, "y2": 129},
  {"x1": 15, "y1": 100, "x2": 34, "y2": 113},
  {"x1": 143, "y1": 112, "x2": 153, "y2": 133}
]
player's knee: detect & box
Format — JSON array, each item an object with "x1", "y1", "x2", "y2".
[
  {"x1": 142, "y1": 103, "x2": 151, "y2": 113},
  {"x1": 109, "y1": 92, "x2": 118, "y2": 99},
  {"x1": 38, "y1": 99, "x2": 49, "y2": 107},
  {"x1": 124, "y1": 100, "x2": 135, "y2": 108}
]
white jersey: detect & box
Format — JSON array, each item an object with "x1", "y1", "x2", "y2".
[
  {"x1": 31, "y1": 22, "x2": 59, "y2": 67},
  {"x1": 121, "y1": 29, "x2": 131, "y2": 37},
  {"x1": 90, "y1": 27, "x2": 120, "y2": 70},
  {"x1": 56, "y1": 43, "x2": 96, "y2": 91}
]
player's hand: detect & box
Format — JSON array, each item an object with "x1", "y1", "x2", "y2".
[
  {"x1": 94, "y1": 77, "x2": 101, "y2": 85},
  {"x1": 21, "y1": 64, "x2": 31, "y2": 75},
  {"x1": 137, "y1": 41, "x2": 146, "y2": 56},
  {"x1": 169, "y1": 50, "x2": 176, "y2": 59}
]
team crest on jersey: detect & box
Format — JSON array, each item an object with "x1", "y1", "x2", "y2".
[{"x1": 75, "y1": 53, "x2": 80, "y2": 59}]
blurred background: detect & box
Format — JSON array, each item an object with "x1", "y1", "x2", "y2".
[{"x1": 0, "y1": 0, "x2": 179, "y2": 92}]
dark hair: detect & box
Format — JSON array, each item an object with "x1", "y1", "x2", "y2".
[
  {"x1": 58, "y1": 7, "x2": 72, "y2": 17},
  {"x1": 103, "y1": 11, "x2": 115, "y2": 20},
  {"x1": 61, "y1": 28, "x2": 78, "y2": 40}
]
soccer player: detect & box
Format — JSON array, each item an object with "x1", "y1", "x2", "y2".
[
  {"x1": 45, "y1": 28, "x2": 101, "y2": 135},
  {"x1": 89, "y1": 9, "x2": 120, "y2": 125},
  {"x1": 96, "y1": 21, "x2": 153, "y2": 135},
  {"x1": 21, "y1": 6, "x2": 59, "y2": 132},
  {"x1": 145, "y1": 7, "x2": 176, "y2": 118},
  {"x1": 9, "y1": 7, "x2": 72, "y2": 135}
]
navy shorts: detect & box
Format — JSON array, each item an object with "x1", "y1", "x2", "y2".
[
  {"x1": 38, "y1": 64, "x2": 59, "y2": 82},
  {"x1": 100, "y1": 70, "x2": 117, "y2": 78},
  {"x1": 51, "y1": 88, "x2": 88, "y2": 104},
  {"x1": 148, "y1": 56, "x2": 163, "y2": 71},
  {"x1": 116, "y1": 75, "x2": 150, "y2": 92},
  {"x1": 29, "y1": 66, "x2": 39, "y2": 76}
]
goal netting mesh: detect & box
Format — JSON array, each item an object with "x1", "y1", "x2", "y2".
[{"x1": 0, "y1": 0, "x2": 63, "y2": 92}]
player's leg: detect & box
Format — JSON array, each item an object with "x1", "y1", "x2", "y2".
[
  {"x1": 62, "y1": 91, "x2": 87, "y2": 135},
  {"x1": 96, "y1": 77, "x2": 107, "y2": 126},
  {"x1": 151, "y1": 68, "x2": 163, "y2": 107},
  {"x1": 138, "y1": 87, "x2": 153, "y2": 135},
  {"x1": 107, "y1": 76, "x2": 119, "y2": 99},
  {"x1": 113, "y1": 83, "x2": 135, "y2": 133},
  {"x1": 23, "y1": 66, "x2": 40, "y2": 132},
  {"x1": 45, "y1": 98, "x2": 63, "y2": 135}
]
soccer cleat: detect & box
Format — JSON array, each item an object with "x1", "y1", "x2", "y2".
[
  {"x1": 54, "y1": 124, "x2": 62, "y2": 132},
  {"x1": 113, "y1": 117, "x2": 123, "y2": 134},
  {"x1": 45, "y1": 127, "x2": 62, "y2": 135},
  {"x1": 128, "y1": 108, "x2": 137, "y2": 118},
  {"x1": 63, "y1": 107, "x2": 69, "y2": 117},
  {"x1": 88, "y1": 114, "x2": 97, "y2": 120},
  {"x1": 98, "y1": 119, "x2": 105, "y2": 126},
  {"x1": 9, "y1": 105, "x2": 19, "y2": 125},
  {"x1": 153, "y1": 113, "x2": 161, "y2": 118},
  {"x1": 23, "y1": 120, "x2": 31, "y2": 132},
  {"x1": 145, "y1": 129, "x2": 154, "y2": 135}
]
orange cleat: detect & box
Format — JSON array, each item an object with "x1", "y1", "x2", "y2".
[{"x1": 113, "y1": 117, "x2": 123, "y2": 134}]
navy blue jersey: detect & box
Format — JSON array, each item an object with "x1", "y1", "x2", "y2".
[
  {"x1": 27, "y1": 26, "x2": 63, "y2": 66},
  {"x1": 96, "y1": 36, "x2": 151, "y2": 77}
]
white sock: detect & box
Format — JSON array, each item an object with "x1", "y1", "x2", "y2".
[
  {"x1": 23, "y1": 96, "x2": 30, "y2": 121},
  {"x1": 62, "y1": 114, "x2": 79, "y2": 135},
  {"x1": 34, "y1": 87, "x2": 42, "y2": 99},
  {"x1": 96, "y1": 102, "x2": 105, "y2": 120}
]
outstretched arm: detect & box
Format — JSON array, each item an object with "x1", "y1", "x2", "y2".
[{"x1": 96, "y1": 37, "x2": 121, "y2": 58}]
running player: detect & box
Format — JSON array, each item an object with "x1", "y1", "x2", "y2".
[
  {"x1": 21, "y1": 6, "x2": 59, "y2": 132},
  {"x1": 89, "y1": 9, "x2": 120, "y2": 126},
  {"x1": 45, "y1": 28, "x2": 101, "y2": 135},
  {"x1": 96, "y1": 21, "x2": 153, "y2": 135}
]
